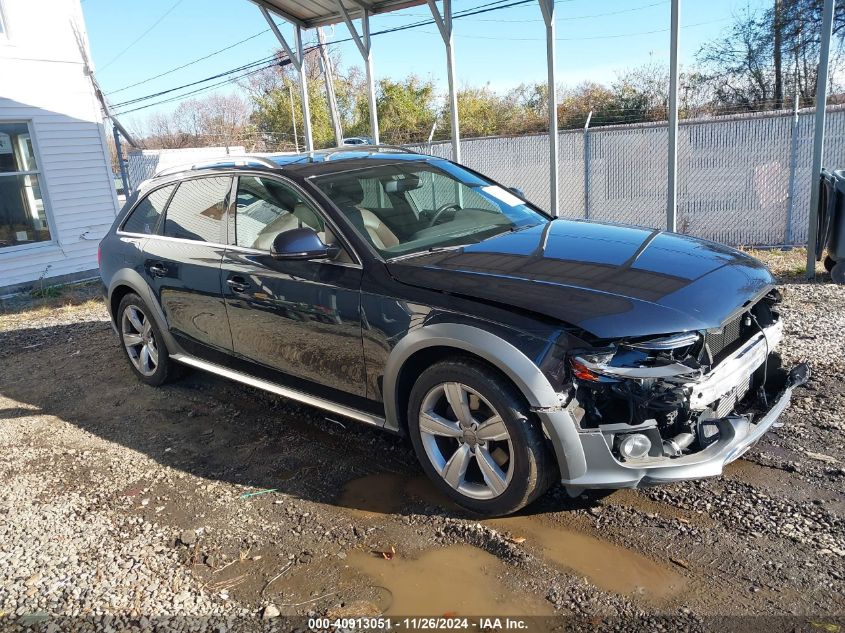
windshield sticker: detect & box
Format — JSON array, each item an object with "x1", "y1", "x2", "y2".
[{"x1": 481, "y1": 185, "x2": 523, "y2": 207}]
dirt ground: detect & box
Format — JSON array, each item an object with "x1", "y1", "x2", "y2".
[{"x1": 0, "y1": 250, "x2": 843, "y2": 631}]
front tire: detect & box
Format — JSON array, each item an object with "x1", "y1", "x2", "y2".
[
  {"x1": 117, "y1": 293, "x2": 178, "y2": 386},
  {"x1": 407, "y1": 358, "x2": 556, "y2": 516}
]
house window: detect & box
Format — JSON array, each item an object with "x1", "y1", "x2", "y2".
[{"x1": 0, "y1": 122, "x2": 51, "y2": 249}]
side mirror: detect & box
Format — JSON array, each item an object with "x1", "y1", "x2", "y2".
[
  {"x1": 271, "y1": 227, "x2": 339, "y2": 261},
  {"x1": 509, "y1": 186, "x2": 526, "y2": 199}
]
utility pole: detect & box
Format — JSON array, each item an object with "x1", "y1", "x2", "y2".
[{"x1": 317, "y1": 27, "x2": 343, "y2": 146}]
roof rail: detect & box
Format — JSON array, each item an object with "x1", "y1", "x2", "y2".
[
  {"x1": 320, "y1": 144, "x2": 420, "y2": 159},
  {"x1": 153, "y1": 155, "x2": 280, "y2": 178}
]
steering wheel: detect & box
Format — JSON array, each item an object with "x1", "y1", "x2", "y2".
[{"x1": 427, "y1": 202, "x2": 461, "y2": 227}]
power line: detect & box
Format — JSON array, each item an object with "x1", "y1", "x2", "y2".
[
  {"x1": 105, "y1": 0, "x2": 560, "y2": 98},
  {"x1": 99, "y1": 0, "x2": 186, "y2": 72},
  {"x1": 115, "y1": 60, "x2": 286, "y2": 115},
  {"x1": 111, "y1": 0, "x2": 571, "y2": 113},
  {"x1": 111, "y1": 53, "x2": 288, "y2": 108},
  {"x1": 110, "y1": 0, "x2": 717, "y2": 117},
  {"x1": 108, "y1": 29, "x2": 272, "y2": 94}
]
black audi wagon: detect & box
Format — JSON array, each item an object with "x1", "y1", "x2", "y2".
[{"x1": 99, "y1": 146, "x2": 808, "y2": 516}]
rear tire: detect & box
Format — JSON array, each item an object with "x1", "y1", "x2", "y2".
[
  {"x1": 117, "y1": 293, "x2": 179, "y2": 386},
  {"x1": 407, "y1": 358, "x2": 556, "y2": 516},
  {"x1": 824, "y1": 255, "x2": 836, "y2": 273}
]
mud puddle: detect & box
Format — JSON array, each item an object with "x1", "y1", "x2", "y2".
[
  {"x1": 337, "y1": 473, "x2": 458, "y2": 516},
  {"x1": 488, "y1": 516, "x2": 686, "y2": 601},
  {"x1": 347, "y1": 544, "x2": 554, "y2": 616},
  {"x1": 339, "y1": 474, "x2": 685, "y2": 602}
]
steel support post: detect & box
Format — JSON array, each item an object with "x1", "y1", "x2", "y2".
[
  {"x1": 295, "y1": 25, "x2": 313, "y2": 152},
  {"x1": 259, "y1": 5, "x2": 313, "y2": 152},
  {"x1": 806, "y1": 0, "x2": 835, "y2": 279},
  {"x1": 667, "y1": 0, "x2": 680, "y2": 232},
  {"x1": 538, "y1": 0, "x2": 558, "y2": 216},
  {"x1": 336, "y1": 0, "x2": 380, "y2": 144},
  {"x1": 427, "y1": 0, "x2": 460, "y2": 163}
]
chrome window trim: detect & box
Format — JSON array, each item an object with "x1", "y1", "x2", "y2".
[
  {"x1": 118, "y1": 169, "x2": 364, "y2": 270},
  {"x1": 118, "y1": 229, "x2": 363, "y2": 270},
  {"x1": 114, "y1": 232, "x2": 229, "y2": 249},
  {"x1": 223, "y1": 242, "x2": 362, "y2": 269}
]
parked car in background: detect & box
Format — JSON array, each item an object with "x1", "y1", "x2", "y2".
[
  {"x1": 341, "y1": 137, "x2": 373, "y2": 146},
  {"x1": 98, "y1": 146, "x2": 809, "y2": 516}
]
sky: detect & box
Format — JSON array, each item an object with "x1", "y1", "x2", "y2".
[{"x1": 81, "y1": 0, "x2": 769, "y2": 129}]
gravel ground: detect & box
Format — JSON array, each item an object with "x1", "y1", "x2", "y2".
[{"x1": 0, "y1": 255, "x2": 843, "y2": 631}]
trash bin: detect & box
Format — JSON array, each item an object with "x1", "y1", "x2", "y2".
[{"x1": 817, "y1": 169, "x2": 845, "y2": 284}]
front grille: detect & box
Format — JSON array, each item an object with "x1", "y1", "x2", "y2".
[{"x1": 706, "y1": 315, "x2": 744, "y2": 364}]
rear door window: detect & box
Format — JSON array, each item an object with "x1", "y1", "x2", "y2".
[
  {"x1": 163, "y1": 176, "x2": 231, "y2": 243},
  {"x1": 121, "y1": 184, "x2": 175, "y2": 235}
]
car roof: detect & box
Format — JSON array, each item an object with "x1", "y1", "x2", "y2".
[{"x1": 144, "y1": 145, "x2": 435, "y2": 187}]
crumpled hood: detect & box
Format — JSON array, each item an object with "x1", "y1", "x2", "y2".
[{"x1": 386, "y1": 219, "x2": 775, "y2": 339}]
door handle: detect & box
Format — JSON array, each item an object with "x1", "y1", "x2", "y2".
[
  {"x1": 226, "y1": 277, "x2": 250, "y2": 293},
  {"x1": 149, "y1": 263, "x2": 168, "y2": 277}
]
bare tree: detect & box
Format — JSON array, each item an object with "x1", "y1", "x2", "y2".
[
  {"x1": 137, "y1": 93, "x2": 255, "y2": 150},
  {"x1": 698, "y1": 0, "x2": 844, "y2": 110}
]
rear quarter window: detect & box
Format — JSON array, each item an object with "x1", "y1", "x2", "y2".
[
  {"x1": 121, "y1": 185, "x2": 175, "y2": 235},
  {"x1": 163, "y1": 176, "x2": 231, "y2": 243}
]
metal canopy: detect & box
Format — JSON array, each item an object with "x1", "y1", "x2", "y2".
[
  {"x1": 249, "y1": 0, "x2": 835, "y2": 244},
  {"x1": 252, "y1": 0, "x2": 425, "y2": 30},
  {"x1": 253, "y1": 0, "x2": 454, "y2": 160}
]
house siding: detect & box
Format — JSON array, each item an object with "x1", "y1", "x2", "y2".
[{"x1": 0, "y1": 0, "x2": 119, "y2": 292}]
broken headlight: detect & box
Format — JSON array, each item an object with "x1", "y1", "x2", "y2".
[{"x1": 569, "y1": 331, "x2": 704, "y2": 382}]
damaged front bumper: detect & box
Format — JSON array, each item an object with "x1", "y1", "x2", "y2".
[
  {"x1": 534, "y1": 316, "x2": 811, "y2": 490},
  {"x1": 548, "y1": 362, "x2": 808, "y2": 489}
]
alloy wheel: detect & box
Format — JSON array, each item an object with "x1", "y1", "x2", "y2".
[
  {"x1": 418, "y1": 382, "x2": 514, "y2": 500},
  {"x1": 121, "y1": 305, "x2": 159, "y2": 377}
]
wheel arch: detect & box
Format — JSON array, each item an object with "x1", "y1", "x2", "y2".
[
  {"x1": 107, "y1": 270, "x2": 179, "y2": 352},
  {"x1": 383, "y1": 323, "x2": 562, "y2": 434}
]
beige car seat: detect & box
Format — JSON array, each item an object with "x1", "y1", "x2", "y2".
[
  {"x1": 356, "y1": 207, "x2": 399, "y2": 250},
  {"x1": 252, "y1": 203, "x2": 325, "y2": 251},
  {"x1": 323, "y1": 177, "x2": 400, "y2": 250}
]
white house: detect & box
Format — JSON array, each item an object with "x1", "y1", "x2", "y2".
[{"x1": 0, "y1": 0, "x2": 119, "y2": 295}]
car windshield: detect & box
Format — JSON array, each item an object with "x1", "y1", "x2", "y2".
[{"x1": 310, "y1": 160, "x2": 547, "y2": 259}]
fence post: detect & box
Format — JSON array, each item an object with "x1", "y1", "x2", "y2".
[
  {"x1": 583, "y1": 110, "x2": 592, "y2": 219},
  {"x1": 784, "y1": 91, "x2": 800, "y2": 245}
]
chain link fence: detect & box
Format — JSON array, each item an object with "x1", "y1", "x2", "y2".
[{"x1": 411, "y1": 105, "x2": 845, "y2": 246}]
